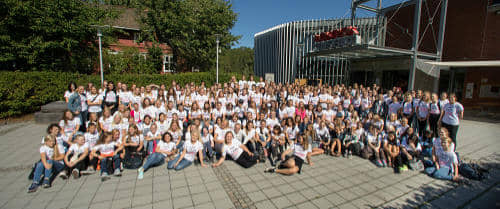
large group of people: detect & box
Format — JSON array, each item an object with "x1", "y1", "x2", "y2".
[{"x1": 28, "y1": 75, "x2": 465, "y2": 193}]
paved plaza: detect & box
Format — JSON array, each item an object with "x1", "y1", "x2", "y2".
[{"x1": 0, "y1": 120, "x2": 498, "y2": 209}]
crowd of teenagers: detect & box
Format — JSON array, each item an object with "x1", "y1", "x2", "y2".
[{"x1": 28, "y1": 75, "x2": 465, "y2": 193}]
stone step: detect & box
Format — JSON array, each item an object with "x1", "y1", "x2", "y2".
[
  {"x1": 34, "y1": 112, "x2": 61, "y2": 124},
  {"x1": 40, "y1": 101, "x2": 67, "y2": 113}
]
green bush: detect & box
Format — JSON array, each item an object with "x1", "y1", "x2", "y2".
[{"x1": 0, "y1": 71, "x2": 238, "y2": 119}]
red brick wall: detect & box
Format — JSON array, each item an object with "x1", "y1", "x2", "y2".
[
  {"x1": 385, "y1": 0, "x2": 500, "y2": 61},
  {"x1": 462, "y1": 67, "x2": 500, "y2": 107}
]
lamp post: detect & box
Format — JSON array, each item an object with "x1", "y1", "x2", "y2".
[
  {"x1": 215, "y1": 34, "x2": 221, "y2": 84},
  {"x1": 97, "y1": 28, "x2": 104, "y2": 88}
]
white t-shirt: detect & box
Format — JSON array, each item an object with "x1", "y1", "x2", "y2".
[
  {"x1": 366, "y1": 132, "x2": 379, "y2": 144},
  {"x1": 99, "y1": 116, "x2": 113, "y2": 132},
  {"x1": 118, "y1": 91, "x2": 132, "y2": 103},
  {"x1": 286, "y1": 126, "x2": 300, "y2": 140},
  {"x1": 182, "y1": 141, "x2": 203, "y2": 162},
  {"x1": 93, "y1": 142, "x2": 117, "y2": 155},
  {"x1": 291, "y1": 143, "x2": 311, "y2": 161},
  {"x1": 40, "y1": 145, "x2": 55, "y2": 160},
  {"x1": 68, "y1": 143, "x2": 89, "y2": 155},
  {"x1": 442, "y1": 103, "x2": 464, "y2": 126},
  {"x1": 146, "y1": 131, "x2": 161, "y2": 141},
  {"x1": 436, "y1": 146, "x2": 458, "y2": 168},
  {"x1": 126, "y1": 135, "x2": 144, "y2": 144},
  {"x1": 202, "y1": 134, "x2": 213, "y2": 143},
  {"x1": 64, "y1": 91, "x2": 74, "y2": 101},
  {"x1": 222, "y1": 139, "x2": 244, "y2": 160},
  {"x1": 418, "y1": 101, "x2": 430, "y2": 118},
  {"x1": 156, "y1": 140, "x2": 176, "y2": 157},
  {"x1": 156, "y1": 121, "x2": 169, "y2": 134},
  {"x1": 84, "y1": 132, "x2": 99, "y2": 148},
  {"x1": 87, "y1": 94, "x2": 103, "y2": 112},
  {"x1": 388, "y1": 102, "x2": 401, "y2": 115},
  {"x1": 104, "y1": 91, "x2": 117, "y2": 103},
  {"x1": 59, "y1": 118, "x2": 81, "y2": 135}
]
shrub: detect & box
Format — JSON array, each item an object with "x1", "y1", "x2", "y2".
[{"x1": 0, "y1": 71, "x2": 238, "y2": 118}]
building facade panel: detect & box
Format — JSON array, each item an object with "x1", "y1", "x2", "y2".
[{"x1": 254, "y1": 17, "x2": 383, "y2": 85}]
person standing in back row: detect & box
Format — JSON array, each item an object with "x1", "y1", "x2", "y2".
[{"x1": 438, "y1": 93, "x2": 463, "y2": 150}]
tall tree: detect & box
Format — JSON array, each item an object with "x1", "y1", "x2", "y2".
[
  {"x1": 219, "y1": 47, "x2": 254, "y2": 75},
  {"x1": 0, "y1": 0, "x2": 116, "y2": 72},
  {"x1": 140, "y1": 0, "x2": 239, "y2": 72}
]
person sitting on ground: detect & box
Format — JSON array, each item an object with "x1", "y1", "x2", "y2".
[{"x1": 264, "y1": 134, "x2": 312, "y2": 175}]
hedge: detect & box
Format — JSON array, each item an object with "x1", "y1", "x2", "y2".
[{"x1": 0, "y1": 71, "x2": 238, "y2": 119}]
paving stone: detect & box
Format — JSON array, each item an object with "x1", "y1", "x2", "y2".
[
  {"x1": 111, "y1": 198, "x2": 132, "y2": 209},
  {"x1": 133, "y1": 194, "x2": 153, "y2": 207},
  {"x1": 153, "y1": 199, "x2": 173, "y2": 209},
  {"x1": 337, "y1": 202, "x2": 358, "y2": 209},
  {"x1": 270, "y1": 196, "x2": 293, "y2": 208},
  {"x1": 255, "y1": 199, "x2": 278, "y2": 209},
  {"x1": 172, "y1": 186, "x2": 190, "y2": 198},
  {"x1": 296, "y1": 201, "x2": 319, "y2": 209},
  {"x1": 262, "y1": 187, "x2": 282, "y2": 199},
  {"x1": 311, "y1": 197, "x2": 333, "y2": 209},
  {"x1": 324, "y1": 193, "x2": 346, "y2": 206},
  {"x1": 191, "y1": 192, "x2": 211, "y2": 205},
  {"x1": 208, "y1": 188, "x2": 228, "y2": 201},
  {"x1": 337, "y1": 188, "x2": 358, "y2": 201},
  {"x1": 299, "y1": 188, "x2": 321, "y2": 200},
  {"x1": 248, "y1": 191, "x2": 268, "y2": 202},
  {"x1": 89, "y1": 200, "x2": 112, "y2": 209},
  {"x1": 286, "y1": 192, "x2": 307, "y2": 205},
  {"x1": 213, "y1": 197, "x2": 234, "y2": 209},
  {"x1": 172, "y1": 196, "x2": 193, "y2": 209}
]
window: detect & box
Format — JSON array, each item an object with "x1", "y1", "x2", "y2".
[{"x1": 163, "y1": 55, "x2": 174, "y2": 73}]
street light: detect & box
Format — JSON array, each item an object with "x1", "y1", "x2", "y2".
[
  {"x1": 215, "y1": 34, "x2": 221, "y2": 84},
  {"x1": 97, "y1": 28, "x2": 104, "y2": 88}
]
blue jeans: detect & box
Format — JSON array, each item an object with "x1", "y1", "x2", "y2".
[
  {"x1": 146, "y1": 140, "x2": 158, "y2": 155},
  {"x1": 203, "y1": 141, "x2": 213, "y2": 158},
  {"x1": 167, "y1": 154, "x2": 192, "y2": 170},
  {"x1": 143, "y1": 153, "x2": 165, "y2": 172},
  {"x1": 425, "y1": 165, "x2": 453, "y2": 180},
  {"x1": 101, "y1": 155, "x2": 121, "y2": 174},
  {"x1": 33, "y1": 160, "x2": 65, "y2": 184},
  {"x1": 176, "y1": 141, "x2": 184, "y2": 152}
]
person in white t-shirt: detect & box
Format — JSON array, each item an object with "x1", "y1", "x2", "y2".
[
  {"x1": 64, "y1": 135, "x2": 89, "y2": 179},
  {"x1": 91, "y1": 132, "x2": 124, "y2": 181},
  {"x1": 264, "y1": 134, "x2": 311, "y2": 175},
  {"x1": 28, "y1": 135, "x2": 66, "y2": 193},
  {"x1": 123, "y1": 125, "x2": 144, "y2": 160},
  {"x1": 438, "y1": 93, "x2": 463, "y2": 149},
  {"x1": 425, "y1": 136, "x2": 460, "y2": 181},
  {"x1": 145, "y1": 123, "x2": 162, "y2": 155},
  {"x1": 59, "y1": 110, "x2": 81, "y2": 143},
  {"x1": 137, "y1": 132, "x2": 176, "y2": 179},
  {"x1": 167, "y1": 130, "x2": 206, "y2": 170},
  {"x1": 212, "y1": 131, "x2": 258, "y2": 168}
]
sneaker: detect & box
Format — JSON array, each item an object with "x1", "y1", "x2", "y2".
[
  {"x1": 343, "y1": 152, "x2": 347, "y2": 158},
  {"x1": 81, "y1": 167, "x2": 95, "y2": 175},
  {"x1": 382, "y1": 160, "x2": 388, "y2": 167},
  {"x1": 101, "y1": 172, "x2": 110, "y2": 181},
  {"x1": 264, "y1": 167, "x2": 276, "y2": 173},
  {"x1": 72, "y1": 169, "x2": 80, "y2": 179},
  {"x1": 58, "y1": 170, "x2": 68, "y2": 179},
  {"x1": 137, "y1": 167, "x2": 144, "y2": 180},
  {"x1": 42, "y1": 178, "x2": 51, "y2": 188},
  {"x1": 28, "y1": 183, "x2": 39, "y2": 193},
  {"x1": 348, "y1": 151, "x2": 352, "y2": 159},
  {"x1": 114, "y1": 168, "x2": 122, "y2": 176},
  {"x1": 375, "y1": 160, "x2": 383, "y2": 167},
  {"x1": 399, "y1": 165, "x2": 408, "y2": 172}
]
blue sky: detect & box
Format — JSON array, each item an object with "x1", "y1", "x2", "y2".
[{"x1": 229, "y1": 0, "x2": 396, "y2": 48}]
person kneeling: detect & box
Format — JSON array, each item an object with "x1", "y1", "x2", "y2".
[
  {"x1": 138, "y1": 132, "x2": 176, "y2": 179},
  {"x1": 264, "y1": 134, "x2": 312, "y2": 175}
]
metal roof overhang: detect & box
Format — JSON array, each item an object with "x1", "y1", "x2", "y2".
[{"x1": 306, "y1": 44, "x2": 439, "y2": 60}]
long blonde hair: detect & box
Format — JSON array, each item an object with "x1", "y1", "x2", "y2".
[
  {"x1": 190, "y1": 130, "x2": 202, "y2": 143},
  {"x1": 44, "y1": 135, "x2": 62, "y2": 159}
]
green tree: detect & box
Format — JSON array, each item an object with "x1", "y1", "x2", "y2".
[
  {"x1": 0, "y1": 0, "x2": 117, "y2": 72},
  {"x1": 219, "y1": 47, "x2": 254, "y2": 75},
  {"x1": 140, "y1": 0, "x2": 239, "y2": 72}
]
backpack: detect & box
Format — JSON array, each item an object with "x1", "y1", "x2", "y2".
[
  {"x1": 459, "y1": 163, "x2": 488, "y2": 181},
  {"x1": 123, "y1": 153, "x2": 143, "y2": 169}
]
